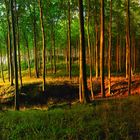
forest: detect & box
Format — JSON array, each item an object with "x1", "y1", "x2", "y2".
[{"x1": 0, "y1": 0, "x2": 140, "y2": 139}]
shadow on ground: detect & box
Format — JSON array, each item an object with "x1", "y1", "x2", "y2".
[{"x1": 19, "y1": 82, "x2": 79, "y2": 106}]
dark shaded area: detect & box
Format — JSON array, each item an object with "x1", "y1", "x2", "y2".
[
  {"x1": 19, "y1": 82, "x2": 79, "y2": 106},
  {"x1": 92, "y1": 80, "x2": 101, "y2": 95}
]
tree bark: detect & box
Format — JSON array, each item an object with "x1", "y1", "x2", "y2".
[
  {"x1": 126, "y1": 0, "x2": 131, "y2": 95},
  {"x1": 5, "y1": 0, "x2": 14, "y2": 86},
  {"x1": 0, "y1": 51, "x2": 5, "y2": 83},
  {"x1": 78, "y1": 0, "x2": 90, "y2": 103},
  {"x1": 68, "y1": 0, "x2": 71, "y2": 79},
  {"x1": 6, "y1": 33, "x2": 10, "y2": 82},
  {"x1": 38, "y1": 0, "x2": 46, "y2": 93},
  {"x1": 87, "y1": 0, "x2": 94, "y2": 100},
  {"x1": 33, "y1": 1, "x2": 39, "y2": 78},
  {"x1": 108, "y1": 0, "x2": 112, "y2": 95},
  {"x1": 16, "y1": 13, "x2": 22, "y2": 87},
  {"x1": 11, "y1": 0, "x2": 19, "y2": 110},
  {"x1": 100, "y1": 0, "x2": 105, "y2": 98},
  {"x1": 25, "y1": 36, "x2": 31, "y2": 77}
]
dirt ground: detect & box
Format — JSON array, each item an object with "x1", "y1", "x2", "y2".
[{"x1": 0, "y1": 75, "x2": 140, "y2": 108}]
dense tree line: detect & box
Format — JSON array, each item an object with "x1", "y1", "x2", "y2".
[{"x1": 0, "y1": 0, "x2": 140, "y2": 109}]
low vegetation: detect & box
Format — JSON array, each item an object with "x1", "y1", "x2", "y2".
[{"x1": 0, "y1": 95, "x2": 140, "y2": 140}]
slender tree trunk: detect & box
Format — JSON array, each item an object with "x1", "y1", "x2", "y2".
[
  {"x1": 6, "y1": 34, "x2": 10, "y2": 82},
  {"x1": 108, "y1": 0, "x2": 112, "y2": 95},
  {"x1": 49, "y1": 38, "x2": 53, "y2": 72},
  {"x1": 5, "y1": 0, "x2": 14, "y2": 85},
  {"x1": 68, "y1": 0, "x2": 71, "y2": 79},
  {"x1": 25, "y1": 37, "x2": 31, "y2": 77},
  {"x1": 87, "y1": 0, "x2": 94, "y2": 100},
  {"x1": 100, "y1": 0, "x2": 105, "y2": 97},
  {"x1": 126, "y1": 0, "x2": 131, "y2": 95},
  {"x1": 16, "y1": 14, "x2": 22, "y2": 87},
  {"x1": 33, "y1": 1, "x2": 39, "y2": 78},
  {"x1": 132, "y1": 33, "x2": 136, "y2": 72},
  {"x1": 51, "y1": 25, "x2": 56, "y2": 74},
  {"x1": 38, "y1": 0, "x2": 46, "y2": 93},
  {"x1": 94, "y1": 0, "x2": 99, "y2": 79},
  {"x1": 116, "y1": 35, "x2": 119, "y2": 72},
  {"x1": 78, "y1": 0, "x2": 90, "y2": 103},
  {"x1": 119, "y1": 36, "x2": 122, "y2": 72},
  {"x1": 11, "y1": 0, "x2": 19, "y2": 110},
  {"x1": 126, "y1": 35, "x2": 128, "y2": 78},
  {"x1": 0, "y1": 51, "x2": 5, "y2": 83}
]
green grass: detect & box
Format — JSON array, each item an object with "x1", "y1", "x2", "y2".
[{"x1": 0, "y1": 95, "x2": 140, "y2": 140}]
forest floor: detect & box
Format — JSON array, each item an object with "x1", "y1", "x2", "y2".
[
  {"x1": 0, "y1": 74, "x2": 140, "y2": 109},
  {"x1": 0, "y1": 75, "x2": 140, "y2": 139}
]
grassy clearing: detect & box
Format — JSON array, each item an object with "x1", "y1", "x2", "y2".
[{"x1": 0, "y1": 95, "x2": 140, "y2": 140}]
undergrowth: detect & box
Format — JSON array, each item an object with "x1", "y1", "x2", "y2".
[{"x1": 0, "y1": 95, "x2": 140, "y2": 140}]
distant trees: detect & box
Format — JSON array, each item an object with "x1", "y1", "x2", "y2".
[{"x1": 0, "y1": 0, "x2": 140, "y2": 106}]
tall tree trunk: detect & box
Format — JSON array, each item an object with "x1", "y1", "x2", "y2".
[
  {"x1": 108, "y1": 0, "x2": 112, "y2": 95},
  {"x1": 11, "y1": 0, "x2": 19, "y2": 110},
  {"x1": 87, "y1": 0, "x2": 94, "y2": 100},
  {"x1": 126, "y1": 0, "x2": 131, "y2": 95},
  {"x1": 6, "y1": 33, "x2": 10, "y2": 82},
  {"x1": 16, "y1": 14, "x2": 22, "y2": 87},
  {"x1": 68, "y1": 0, "x2": 71, "y2": 79},
  {"x1": 119, "y1": 36, "x2": 122, "y2": 72},
  {"x1": 116, "y1": 35, "x2": 119, "y2": 72},
  {"x1": 126, "y1": 37, "x2": 128, "y2": 78},
  {"x1": 78, "y1": 0, "x2": 90, "y2": 103},
  {"x1": 38, "y1": 0, "x2": 46, "y2": 93},
  {"x1": 0, "y1": 51, "x2": 5, "y2": 83},
  {"x1": 5, "y1": 0, "x2": 14, "y2": 86},
  {"x1": 25, "y1": 37, "x2": 31, "y2": 77},
  {"x1": 132, "y1": 33, "x2": 136, "y2": 72},
  {"x1": 94, "y1": 0, "x2": 99, "y2": 79},
  {"x1": 33, "y1": 1, "x2": 39, "y2": 78},
  {"x1": 51, "y1": 25, "x2": 56, "y2": 74},
  {"x1": 100, "y1": 0, "x2": 105, "y2": 97}
]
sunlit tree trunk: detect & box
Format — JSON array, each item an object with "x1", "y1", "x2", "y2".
[
  {"x1": 38, "y1": 0, "x2": 46, "y2": 93},
  {"x1": 16, "y1": 13, "x2": 22, "y2": 87},
  {"x1": 132, "y1": 33, "x2": 136, "y2": 72},
  {"x1": 108, "y1": 0, "x2": 112, "y2": 95},
  {"x1": 33, "y1": 1, "x2": 39, "y2": 78},
  {"x1": 51, "y1": 25, "x2": 56, "y2": 74},
  {"x1": 100, "y1": 0, "x2": 105, "y2": 98},
  {"x1": 0, "y1": 51, "x2": 5, "y2": 83},
  {"x1": 126, "y1": 0, "x2": 131, "y2": 95},
  {"x1": 78, "y1": 0, "x2": 90, "y2": 103},
  {"x1": 116, "y1": 34, "x2": 119, "y2": 72},
  {"x1": 94, "y1": 0, "x2": 99, "y2": 79},
  {"x1": 68, "y1": 0, "x2": 71, "y2": 79},
  {"x1": 11, "y1": 0, "x2": 19, "y2": 110},
  {"x1": 6, "y1": 33, "x2": 10, "y2": 82},
  {"x1": 25, "y1": 36, "x2": 31, "y2": 77},
  {"x1": 5, "y1": 0, "x2": 14, "y2": 85},
  {"x1": 119, "y1": 35, "x2": 122, "y2": 72},
  {"x1": 87, "y1": 0, "x2": 94, "y2": 100}
]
